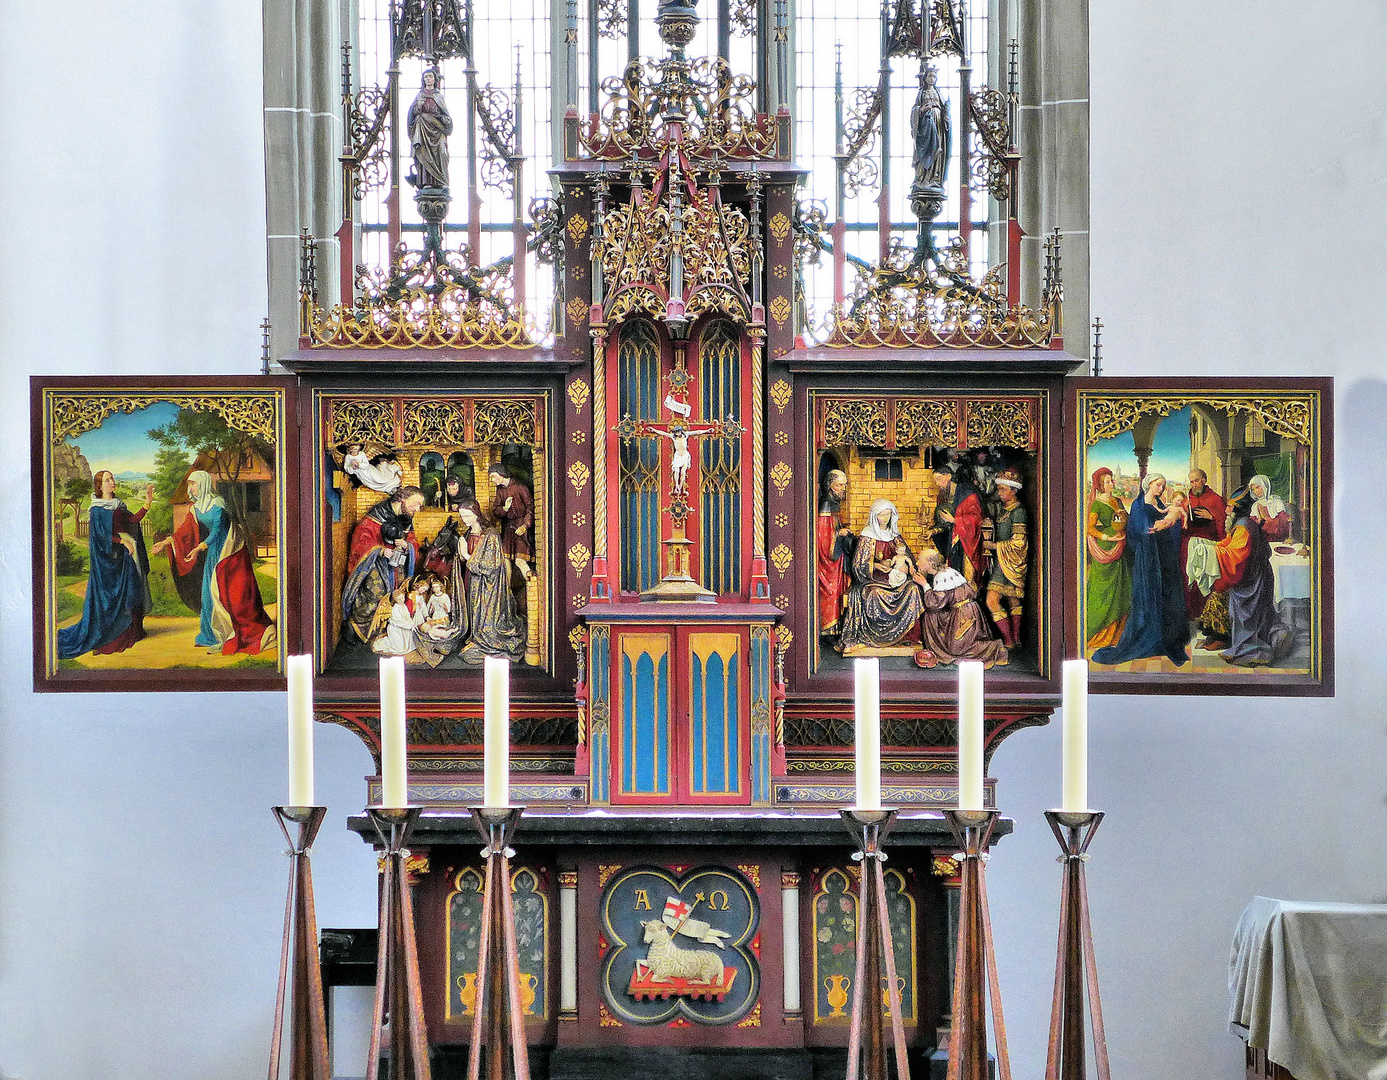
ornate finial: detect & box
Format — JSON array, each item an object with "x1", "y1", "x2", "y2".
[
  {"x1": 299, "y1": 228, "x2": 318, "y2": 301},
  {"x1": 1092, "y1": 317, "x2": 1103, "y2": 376},
  {"x1": 260, "y1": 317, "x2": 272, "y2": 374},
  {"x1": 655, "y1": 0, "x2": 700, "y2": 50}
]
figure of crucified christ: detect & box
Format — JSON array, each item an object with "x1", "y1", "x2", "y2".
[{"x1": 653, "y1": 419, "x2": 718, "y2": 496}]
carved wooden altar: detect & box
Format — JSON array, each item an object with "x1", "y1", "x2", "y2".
[{"x1": 28, "y1": 0, "x2": 1334, "y2": 1076}]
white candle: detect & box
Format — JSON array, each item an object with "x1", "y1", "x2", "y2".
[
  {"x1": 853, "y1": 657, "x2": 881, "y2": 811},
  {"x1": 1061, "y1": 659, "x2": 1089, "y2": 812},
  {"x1": 957, "y1": 661, "x2": 984, "y2": 811},
  {"x1": 379, "y1": 656, "x2": 408, "y2": 808},
  {"x1": 286, "y1": 654, "x2": 315, "y2": 806},
  {"x1": 483, "y1": 655, "x2": 510, "y2": 808}
]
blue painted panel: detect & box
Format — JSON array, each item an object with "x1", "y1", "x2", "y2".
[
  {"x1": 705, "y1": 652, "x2": 726, "y2": 792},
  {"x1": 691, "y1": 651, "x2": 705, "y2": 793},
  {"x1": 635, "y1": 653, "x2": 656, "y2": 792},
  {"x1": 621, "y1": 654, "x2": 635, "y2": 794},
  {"x1": 618, "y1": 649, "x2": 670, "y2": 796},
  {"x1": 727, "y1": 654, "x2": 739, "y2": 786},
  {"x1": 657, "y1": 654, "x2": 669, "y2": 792}
]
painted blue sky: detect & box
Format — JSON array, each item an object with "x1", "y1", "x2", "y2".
[
  {"x1": 66, "y1": 401, "x2": 182, "y2": 477},
  {"x1": 1088, "y1": 406, "x2": 1196, "y2": 486}
]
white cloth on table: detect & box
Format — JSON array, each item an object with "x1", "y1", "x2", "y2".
[
  {"x1": 1269, "y1": 550, "x2": 1312, "y2": 603},
  {"x1": 1186, "y1": 536, "x2": 1220, "y2": 596},
  {"x1": 1229, "y1": 895, "x2": 1387, "y2": 1080}
]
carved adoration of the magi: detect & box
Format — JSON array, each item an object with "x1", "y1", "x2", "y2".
[
  {"x1": 811, "y1": 394, "x2": 1045, "y2": 676},
  {"x1": 319, "y1": 392, "x2": 548, "y2": 673}
]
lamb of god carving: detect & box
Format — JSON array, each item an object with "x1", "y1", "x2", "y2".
[{"x1": 630, "y1": 895, "x2": 737, "y2": 1001}]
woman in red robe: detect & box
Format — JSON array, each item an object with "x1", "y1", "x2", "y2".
[{"x1": 153, "y1": 470, "x2": 275, "y2": 654}]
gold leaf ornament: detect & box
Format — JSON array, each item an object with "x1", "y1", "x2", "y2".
[
  {"x1": 568, "y1": 460, "x2": 591, "y2": 494},
  {"x1": 769, "y1": 211, "x2": 791, "y2": 244},
  {"x1": 770, "y1": 461, "x2": 793, "y2": 495},
  {"x1": 568, "y1": 377, "x2": 591, "y2": 410},
  {"x1": 568, "y1": 543, "x2": 592, "y2": 575},
  {"x1": 770, "y1": 544, "x2": 793, "y2": 574},
  {"x1": 769, "y1": 379, "x2": 792, "y2": 412}
]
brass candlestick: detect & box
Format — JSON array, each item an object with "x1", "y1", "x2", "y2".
[
  {"x1": 839, "y1": 808, "x2": 910, "y2": 1080},
  {"x1": 366, "y1": 806, "x2": 432, "y2": 1080},
  {"x1": 1043, "y1": 810, "x2": 1110, "y2": 1080},
  {"x1": 269, "y1": 806, "x2": 331, "y2": 1080},
  {"x1": 466, "y1": 806, "x2": 531, "y2": 1080},
  {"x1": 943, "y1": 809, "x2": 1012, "y2": 1080}
]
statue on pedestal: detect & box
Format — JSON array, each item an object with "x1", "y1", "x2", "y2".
[
  {"x1": 407, "y1": 68, "x2": 453, "y2": 192},
  {"x1": 908, "y1": 63, "x2": 950, "y2": 271}
]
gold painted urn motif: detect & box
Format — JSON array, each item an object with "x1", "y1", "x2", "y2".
[
  {"x1": 824, "y1": 973, "x2": 851, "y2": 1018},
  {"x1": 456, "y1": 972, "x2": 478, "y2": 1015},
  {"x1": 519, "y1": 971, "x2": 539, "y2": 1015},
  {"x1": 881, "y1": 975, "x2": 906, "y2": 1017}
]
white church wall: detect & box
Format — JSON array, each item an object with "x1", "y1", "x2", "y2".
[
  {"x1": 0, "y1": 1, "x2": 1384, "y2": 1079},
  {"x1": 990, "y1": 1, "x2": 1387, "y2": 1076}
]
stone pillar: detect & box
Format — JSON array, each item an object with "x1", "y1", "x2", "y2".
[
  {"x1": 263, "y1": 0, "x2": 346, "y2": 359},
  {"x1": 559, "y1": 868, "x2": 579, "y2": 1018},
  {"x1": 1011, "y1": 0, "x2": 1089, "y2": 359},
  {"x1": 781, "y1": 869, "x2": 801, "y2": 1015}
]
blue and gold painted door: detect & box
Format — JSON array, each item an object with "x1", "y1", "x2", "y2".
[
  {"x1": 685, "y1": 631, "x2": 749, "y2": 804},
  {"x1": 611, "y1": 632, "x2": 674, "y2": 804},
  {"x1": 608, "y1": 627, "x2": 752, "y2": 805}
]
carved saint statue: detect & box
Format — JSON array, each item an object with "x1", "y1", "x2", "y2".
[
  {"x1": 407, "y1": 68, "x2": 453, "y2": 191},
  {"x1": 910, "y1": 63, "x2": 950, "y2": 199}
]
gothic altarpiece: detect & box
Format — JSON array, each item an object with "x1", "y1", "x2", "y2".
[{"x1": 30, "y1": 0, "x2": 1333, "y2": 1073}]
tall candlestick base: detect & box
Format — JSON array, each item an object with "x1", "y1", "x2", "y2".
[
  {"x1": 467, "y1": 807, "x2": 532, "y2": 1080},
  {"x1": 839, "y1": 809, "x2": 909, "y2": 1080},
  {"x1": 366, "y1": 806, "x2": 432, "y2": 1080},
  {"x1": 1043, "y1": 810, "x2": 1110, "y2": 1080},
  {"x1": 269, "y1": 806, "x2": 330, "y2": 1080},
  {"x1": 943, "y1": 809, "x2": 1012, "y2": 1080}
]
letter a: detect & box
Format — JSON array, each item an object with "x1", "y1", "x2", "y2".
[{"x1": 634, "y1": 889, "x2": 651, "y2": 910}]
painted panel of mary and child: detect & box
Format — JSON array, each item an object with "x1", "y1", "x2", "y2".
[
  {"x1": 1076, "y1": 390, "x2": 1329, "y2": 686},
  {"x1": 317, "y1": 393, "x2": 549, "y2": 674},
  {"x1": 811, "y1": 395, "x2": 1044, "y2": 675},
  {"x1": 35, "y1": 385, "x2": 286, "y2": 688}
]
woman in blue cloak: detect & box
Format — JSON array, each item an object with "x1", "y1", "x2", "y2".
[
  {"x1": 57, "y1": 470, "x2": 153, "y2": 659},
  {"x1": 1092, "y1": 473, "x2": 1190, "y2": 666}
]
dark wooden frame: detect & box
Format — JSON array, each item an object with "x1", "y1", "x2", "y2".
[
  {"x1": 299, "y1": 372, "x2": 582, "y2": 703},
  {"x1": 31, "y1": 375, "x2": 301, "y2": 692},
  {"x1": 771, "y1": 359, "x2": 1073, "y2": 707},
  {"x1": 1063, "y1": 376, "x2": 1334, "y2": 697}
]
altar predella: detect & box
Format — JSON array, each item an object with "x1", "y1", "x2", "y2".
[{"x1": 30, "y1": 0, "x2": 1333, "y2": 1073}]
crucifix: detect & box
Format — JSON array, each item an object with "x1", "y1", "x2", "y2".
[{"x1": 617, "y1": 355, "x2": 742, "y2": 601}]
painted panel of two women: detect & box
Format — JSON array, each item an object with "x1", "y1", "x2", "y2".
[
  {"x1": 59, "y1": 469, "x2": 274, "y2": 659},
  {"x1": 1089, "y1": 472, "x2": 1190, "y2": 666}
]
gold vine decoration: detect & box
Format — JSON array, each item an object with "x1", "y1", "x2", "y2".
[
  {"x1": 330, "y1": 398, "x2": 395, "y2": 446},
  {"x1": 402, "y1": 399, "x2": 467, "y2": 445},
  {"x1": 474, "y1": 400, "x2": 539, "y2": 446},
  {"x1": 1083, "y1": 396, "x2": 1314, "y2": 447},
  {"x1": 965, "y1": 400, "x2": 1032, "y2": 449},
  {"x1": 51, "y1": 394, "x2": 277, "y2": 445},
  {"x1": 894, "y1": 399, "x2": 958, "y2": 447}
]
